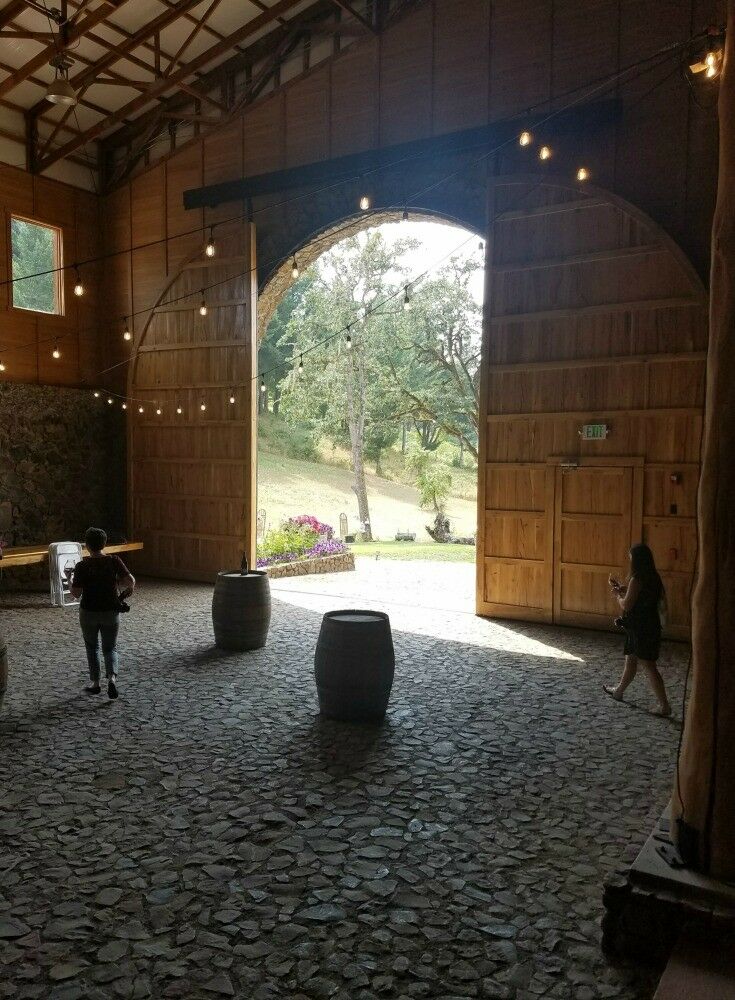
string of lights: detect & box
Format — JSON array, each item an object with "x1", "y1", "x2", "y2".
[
  {"x1": 0, "y1": 27, "x2": 711, "y2": 295},
  {"x1": 0, "y1": 30, "x2": 719, "y2": 400}
]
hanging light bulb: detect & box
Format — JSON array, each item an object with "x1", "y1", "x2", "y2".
[
  {"x1": 359, "y1": 193, "x2": 371, "y2": 211},
  {"x1": 93, "y1": 390, "x2": 100, "y2": 398},
  {"x1": 156, "y1": 406, "x2": 162, "y2": 416},
  {"x1": 46, "y1": 55, "x2": 77, "y2": 106},
  {"x1": 479, "y1": 240, "x2": 485, "y2": 252},
  {"x1": 298, "y1": 355, "x2": 304, "y2": 374},
  {"x1": 123, "y1": 317, "x2": 132, "y2": 342},
  {"x1": 200, "y1": 400, "x2": 207, "y2": 412},
  {"x1": 538, "y1": 145, "x2": 552, "y2": 161},
  {"x1": 138, "y1": 405, "x2": 145, "y2": 414},
  {"x1": 199, "y1": 292, "x2": 208, "y2": 317},
  {"x1": 345, "y1": 328, "x2": 353, "y2": 349},
  {"x1": 73, "y1": 266, "x2": 84, "y2": 297},
  {"x1": 0, "y1": 359, "x2": 5, "y2": 373},
  {"x1": 229, "y1": 390, "x2": 236, "y2": 405},
  {"x1": 291, "y1": 256, "x2": 299, "y2": 279},
  {"x1": 176, "y1": 405, "x2": 182, "y2": 415},
  {"x1": 52, "y1": 341, "x2": 61, "y2": 360},
  {"x1": 107, "y1": 397, "x2": 114, "y2": 405},
  {"x1": 519, "y1": 130, "x2": 533, "y2": 147},
  {"x1": 260, "y1": 377, "x2": 266, "y2": 394},
  {"x1": 403, "y1": 287, "x2": 411, "y2": 312},
  {"x1": 576, "y1": 166, "x2": 590, "y2": 182},
  {"x1": 205, "y1": 227, "x2": 216, "y2": 258},
  {"x1": 121, "y1": 402, "x2": 127, "y2": 410},
  {"x1": 402, "y1": 207, "x2": 409, "y2": 222}
]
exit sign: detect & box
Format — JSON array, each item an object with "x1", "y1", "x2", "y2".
[{"x1": 580, "y1": 423, "x2": 609, "y2": 440}]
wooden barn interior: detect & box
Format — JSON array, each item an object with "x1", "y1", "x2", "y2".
[{"x1": 1, "y1": 0, "x2": 734, "y2": 997}]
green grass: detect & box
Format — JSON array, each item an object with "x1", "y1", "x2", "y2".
[
  {"x1": 258, "y1": 450, "x2": 477, "y2": 541},
  {"x1": 350, "y1": 540, "x2": 475, "y2": 562}
]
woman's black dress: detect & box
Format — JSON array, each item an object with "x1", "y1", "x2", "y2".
[{"x1": 622, "y1": 575, "x2": 663, "y2": 661}]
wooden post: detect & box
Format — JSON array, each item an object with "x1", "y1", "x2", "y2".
[{"x1": 672, "y1": 2, "x2": 735, "y2": 880}]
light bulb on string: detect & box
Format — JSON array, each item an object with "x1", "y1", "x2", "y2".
[
  {"x1": 260, "y1": 377, "x2": 266, "y2": 394},
  {"x1": 122, "y1": 402, "x2": 127, "y2": 410},
  {"x1": 291, "y1": 256, "x2": 299, "y2": 279},
  {"x1": 176, "y1": 405, "x2": 182, "y2": 415},
  {"x1": 402, "y1": 207, "x2": 409, "y2": 222},
  {"x1": 478, "y1": 240, "x2": 485, "y2": 253},
  {"x1": 359, "y1": 192, "x2": 371, "y2": 211},
  {"x1": 229, "y1": 390, "x2": 236, "y2": 405},
  {"x1": 298, "y1": 355, "x2": 304, "y2": 374},
  {"x1": 538, "y1": 145, "x2": 552, "y2": 161},
  {"x1": 205, "y1": 227, "x2": 216, "y2": 258},
  {"x1": 123, "y1": 317, "x2": 131, "y2": 341},
  {"x1": 52, "y1": 341, "x2": 61, "y2": 360},
  {"x1": 0, "y1": 359, "x2": 5, "y2": 373},
  {"x1": 200, "y1": 400, "x2": 207, "y2": 412},
  {"x1": 156, "y1": 406, "x2": 162, "y2": 416},
  {"x1": 138, "y1": 405, "x2": 144, "y2": 414},
  {"x1": 403, "y1": 287, "x2": 411, "y2": 312},
  {"x1": 345, "y1": 328, "x2": 353, "y2": 349},
  {"x1": 576, "y1": 166, "x2": 590, "y2": 182},
  {"x1": 93, "y1": 390, "x2": 100, "y2": 398},
  {"x1": 73, "y1": 266, "x2": 84, "y2": 297},
  {"x1": 107, "y1": 397, "x2": 114, "y2": 405},
  {"x1": 519, "y1": 130, "x2": 533, "y2": 147},
  {"x1": 199, "y1": 292, "x2": 208, "y2": 317}
]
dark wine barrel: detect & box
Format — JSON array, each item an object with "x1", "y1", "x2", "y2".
[
  {"x1": 212, "y1": 571, "x2": 271, "y2": 651},
  {"x1": 0, "y1": 628, "x2": 7, "y2": 712},
  {"x1": 314, "y1": 610, "x2": 395, "y2": 722}
]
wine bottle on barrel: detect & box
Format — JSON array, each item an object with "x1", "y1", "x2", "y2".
[{"x1": 240, "y1": 551, "x2": 249, "y2": 575}]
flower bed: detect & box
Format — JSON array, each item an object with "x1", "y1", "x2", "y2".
[{"x1": 257, "y1": 516, "x2": 349, "y2": 571}]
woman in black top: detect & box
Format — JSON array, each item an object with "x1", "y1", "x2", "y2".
[
  {"x1": 70, "y1": 527, "x2": 135, "y2": 699},
  {"x1": 604, "y1": 544, "x2": 671, "y2": 717}
]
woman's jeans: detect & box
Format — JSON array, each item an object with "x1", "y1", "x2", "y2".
[{"x1": 79, "y1": 609, "x2": 120, "y2": 683}]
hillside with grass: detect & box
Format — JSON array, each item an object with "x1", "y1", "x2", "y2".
[{"x1": 258, "y1": 415, "x2": 477, "y2": 542}]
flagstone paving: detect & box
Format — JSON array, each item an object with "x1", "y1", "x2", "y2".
[{"x1": 0, "y1": 572, "x2": 688, "y2": 999}]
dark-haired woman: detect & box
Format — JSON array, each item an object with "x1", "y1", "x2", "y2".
[
  {"x1": 70, "y1": 527, "x2": 135, "y2": 700},
  {"x1": 604, "y1": 543, "x2": 671, "y2": 717}
]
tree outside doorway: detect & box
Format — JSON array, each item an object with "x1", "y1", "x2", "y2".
[{"x1": 257, "y1": 219, "x2": 482, "y2": 567}]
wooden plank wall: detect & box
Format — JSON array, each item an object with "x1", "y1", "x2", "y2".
[
  {"x1": 477, "y1": 178, "x2": 708, "y2": 639},
  {"x1": 128, "y1": 224, "x2": 257, "y2": 581},
  {"x1": 0, "y1": 162, "x2": 100, "y2": 385},
  {"x1": 103, "y1": 0, "x2": 724, "y2": 325}
]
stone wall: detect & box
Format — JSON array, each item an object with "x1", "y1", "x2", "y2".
[
  {"x1": 0, "y1": 383, "x2": 126, "y2": 587},
  {"x1": 265, "y1": 551, "x2": 355, "y2": 579}
]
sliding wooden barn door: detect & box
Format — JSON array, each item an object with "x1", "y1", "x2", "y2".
[
  {"x1": 476, "y1": 175, "x2": 708, "y2": 637},
  {"x1": 128, "y1": 224, "x2": 258, "y2": 582}
]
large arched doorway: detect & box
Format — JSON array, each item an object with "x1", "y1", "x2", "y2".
[
  {"x1": 256, "y1": 212, "x2": 483, "y2": 604},
  {"x1": 126, "y1": 173, "x2": 707, "y2": 643}
]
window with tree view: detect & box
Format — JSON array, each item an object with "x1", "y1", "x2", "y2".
[{"x1": 11, "y1": 216, "x2": 62, "y2": 314}]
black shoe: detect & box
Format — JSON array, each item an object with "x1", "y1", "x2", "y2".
[
  {"x1": 107, "y1": 677, "x2": 118, "y2": 700},
  {"x1": 85, "y1": 685, "x2": 101, "y2": 695}
]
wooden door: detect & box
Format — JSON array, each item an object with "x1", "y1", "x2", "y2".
[
  {"x1": 476, "y1": 175, "x2": 708, "y2": 639},
  {"x1": 553, "y1": 465, "x2": 638, "y2": 629},
  {"x1": 128, "y1": 224, "x2": 258, "y2": 582}
]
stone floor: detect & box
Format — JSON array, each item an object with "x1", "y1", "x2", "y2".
[{"x1": 0, "y1": 566, "x2": 689, "y2": 1000}]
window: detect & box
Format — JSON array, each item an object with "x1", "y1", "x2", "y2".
[{"x1": 10, "y1": 216, "x2": 63, "y2": 315}]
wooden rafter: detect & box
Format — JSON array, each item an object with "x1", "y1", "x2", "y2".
[
  {"x1": 329, "y1": 0, "x2": 375, "y2": 33},
  {"x1": 164, "y1": 0, "x2": 225, "y2": 76},
  {"x1": 0, "y1": 0, "x2": 27, "y2": 28},
  {"x1": 38, "y1": 0, "x2": 306, "y2": 171},
  {"x1": 0, "y1": 0, "x2": 134, "y2": 101}
]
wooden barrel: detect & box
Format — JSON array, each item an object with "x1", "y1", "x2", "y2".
[
  {"x1": 0, "y1": 628, "x2": 7, "y2": 712},
  {"x1": 314, "y1": 610, "x2": 395, "y2": 722},
  {"x1": 212, "y1": 571, "x2": 271, "y2": 651}
]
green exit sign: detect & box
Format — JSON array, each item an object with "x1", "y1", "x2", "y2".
[{"x1": 580, "y1": 423, "x2": 609, "y2": 440}]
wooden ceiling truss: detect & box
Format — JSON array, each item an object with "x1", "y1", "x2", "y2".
[{"x1": 0, "y1": 0, "x2": 422, "y2": 185}]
